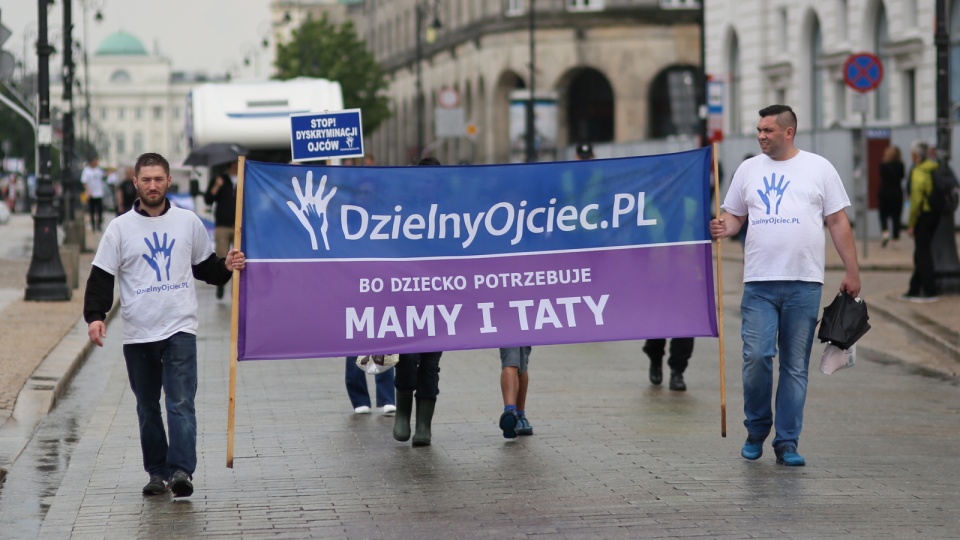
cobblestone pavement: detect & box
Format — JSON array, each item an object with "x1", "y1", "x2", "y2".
[{"x1": 0, "y1": 212, "x2": 958, "y2": 539}]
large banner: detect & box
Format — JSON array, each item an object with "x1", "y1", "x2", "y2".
[{"x1": 237, "y1": 148, "x2": 717, "y2": 360}]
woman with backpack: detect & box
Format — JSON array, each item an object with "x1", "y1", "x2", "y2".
[{"x1": 902, "y1": 141, "x2": 939, "y2": 302}]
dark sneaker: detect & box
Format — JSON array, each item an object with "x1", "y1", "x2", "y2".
[
  {"x1": 171, "y1": 470, "x2": 194, "y2": 498},
  {"x1": 668, "y1": 371, "x2": 686, "y2": 391},
  {"x1": 142, "y1": 475, "x2": 168, "y2": 495},
  {"x1": 499, "y1": 410, "x2": 519, "y2": 439},
  {"x1": 741, "y1": 435, "x2": 764, "y2": 460},
  {"x1": 516, "y1": 415, "x2": 534, "y2": 436},
  {"x1": 775, "y1": 446, "x2": 806, "y2": 466}
]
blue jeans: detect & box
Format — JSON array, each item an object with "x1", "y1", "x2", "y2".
[
  {"x1": 740, "y1": 281, "x2": 821, "y2": 451},
  {"x1": 122, "y1": 332, "x2": 197, "y2": 479},
  {"x1": 345, "y1": 356, "x2": 395, "y2": 408}
]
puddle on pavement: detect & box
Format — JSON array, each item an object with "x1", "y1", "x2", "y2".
[{"x1": 0, "y1": 344, "x2": 113, "y2": 536}]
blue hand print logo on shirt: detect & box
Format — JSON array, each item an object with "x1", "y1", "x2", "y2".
[
  {"x1": 142, "y1": 232, "x2": 176, "y2": 281},
  {"x1": 757, "y1": 172, "x2": 790, "y2": 215}
]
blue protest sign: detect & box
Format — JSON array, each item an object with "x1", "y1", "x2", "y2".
[{"x1": 289, "y1": 109, "x2": 364, "y2": 162}]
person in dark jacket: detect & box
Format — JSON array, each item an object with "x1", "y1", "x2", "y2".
[
  {"x1": 392, "y1": 157, "x2": 444, "y2": 447},
  {"x1": 878, "y1": 145, "x2": 905, "y2": 248},
  {"x1": 203, "y1": 160, "x2": 238, "y2": 299}
]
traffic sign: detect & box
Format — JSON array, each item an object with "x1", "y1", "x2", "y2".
[
  {"x1": 843, "y1": 53, "x2": 884, "y2": 93},
  {"x1": 289, "y1": 109, "x2": 364, "y2": 162}
]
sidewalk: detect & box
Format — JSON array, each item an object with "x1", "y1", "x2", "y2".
[
  {"x1": 4, "y1": 250, "x2": 960, "y2": 538},
  {"x1": 0, "y1": 211, "x2": 958, "y2": 538}
]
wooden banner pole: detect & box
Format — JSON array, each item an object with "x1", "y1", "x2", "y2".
[
  {"x1": 712, "y1": 143, "x2": 727, "y2": 437},
  {"x1": 227, "y1": 156, "x2": 247, "y2": 468}
]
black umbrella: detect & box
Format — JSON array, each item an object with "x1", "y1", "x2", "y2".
[
  {"x1": 183, "y1": 143, "x2": 248, "y2": 167},
  {"x1": 817, "y1": 292, "x2": 870, "y2": 350}
]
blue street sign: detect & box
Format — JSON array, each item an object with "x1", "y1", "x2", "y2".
[
  {"x1": 843, "y1": 53, "x2": 884, "y2": 93},
  {"x1": 290, "y1": 109, "x2": 364, "y2": 162}
]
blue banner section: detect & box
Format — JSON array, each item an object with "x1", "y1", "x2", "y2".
[
  {"x1": 242, "y1": 147, "x2": 713, "y2": 260},
  {"x1": 289, "y1": 109, "x2": 364, "y2": 162}
]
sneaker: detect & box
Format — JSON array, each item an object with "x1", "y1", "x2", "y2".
[
  {"x1": 775, "y1": 446, "x2": 806, "y2": 467},
  {"x1": 354, "y1": 405, "x2": 371, "y2": 414},
  {"x1": 381, "y1": 404, "x2": 396, "y2": 416},
  {"x1": 499, "y1": 410, "x2": 519, "y2": 439},
  {"x1": 668, "y1": 371, "x2": 686, "y2": 391},
  {"x1": 741, "y1": 435, "x2": 764, "y2": 460},
  {"x1": 516, "y1": 415, "x2": 534, "y2": 436},
  {"x1": 142, "y1": 475, "x2": 168, "y2": 495},
  {"x1": 170, "y1": 470, "x2": 194, "y2": 497}
]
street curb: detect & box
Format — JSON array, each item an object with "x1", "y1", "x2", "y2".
[
  {"x1": 867, "y1": 295, "x2": 960, "y2": 368},
  {"x1": 0, "y1": 301, "x2": 119, "y2": 481}
]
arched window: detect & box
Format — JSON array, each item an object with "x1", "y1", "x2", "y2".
[
  {"x1": 648, "y1": 65, "x2": 702, "y2": 139},
  {"x1": 109, "y1": 69, "x2": 131, "y2": 83},
  {"x1": 873, "y1": 2, "x2": 890, "y2": 120}
]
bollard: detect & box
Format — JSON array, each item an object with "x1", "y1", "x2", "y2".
[
  {"x1": 62, "y1": 218, "x2": 87, "y2": 253},
  {"x1": 58, "y1": 243, "x2": 80, "y2": 290}
]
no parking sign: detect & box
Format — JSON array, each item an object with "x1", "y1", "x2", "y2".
[{"x1": 844, "y1": 53, "x2": 884, "y2": 93}]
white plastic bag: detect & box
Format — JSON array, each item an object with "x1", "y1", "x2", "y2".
[
  {"x1": 356, "y1": 354, "x2": 399, "y2": 375},
  {"x1": 819, "y1": 343, "x2": 856, "y2": 375}
]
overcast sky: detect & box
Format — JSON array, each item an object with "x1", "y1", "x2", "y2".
[{"x1": 1, "y1": 0, "x2": 275, "y2": 78}]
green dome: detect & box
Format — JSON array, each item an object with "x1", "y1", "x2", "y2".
[{"x1": 95, "y1": 32, "x2": 148, "y2": 56}]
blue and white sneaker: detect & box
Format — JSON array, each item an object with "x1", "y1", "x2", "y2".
[
  {"x1": 516, "y1": 415, "x2": 533, "y2": 436},
  {"x1": 499, "y1": 410, "x2": 519, "y2": 439}
]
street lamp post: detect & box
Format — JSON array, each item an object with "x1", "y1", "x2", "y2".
[
  {"x1": 415, "y1": 1, "x2": 440, "y2": 161},
  {"x1": 525, "y1": 1, "x2": 537, "y2": 163},
  {"x1": 62, "y1": 0, "x2": 77, "y2": 221},
  {"x1": 25, "y1": 0, "x2": 71, "y2": 301},
  {"x1": 80, "y1": 0, "x2": 104, "y2": 154},
  {"x1": 933, "y1": 0, "x2": 960, "y2": 293}
]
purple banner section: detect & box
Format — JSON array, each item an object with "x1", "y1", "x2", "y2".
[{"x1": 238, "y1": 244, "x2": 716, "y2": 360}]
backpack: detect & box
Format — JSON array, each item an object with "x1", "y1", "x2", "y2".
[{"x1": 929, "y1": 165, "x2": 960, "y2": 216}]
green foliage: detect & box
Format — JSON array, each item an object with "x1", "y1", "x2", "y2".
[{"x1": 274, "y1": 13, "x2": 391, "y2": 136}]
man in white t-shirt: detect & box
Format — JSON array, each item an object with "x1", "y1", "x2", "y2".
[
  {"x1": 81, "y1": 157, "x2": 106, "y2": 231},
  {"x1": 83, "y1": 152, "x2": 246, "y2": 498},
  {"x1": 709, "y1": 105, "x2": 860, "y2": 467}
]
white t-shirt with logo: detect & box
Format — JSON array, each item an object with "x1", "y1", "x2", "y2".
[
  {"x1": 722, "y1": 151, "x2": 850, "y2": 284},
  {"x1": 92, "y1": 206, "x2": 215, "y2": 344},
  {"x1": 81, "y1": 166, "x2": 105, "y2": 198}
]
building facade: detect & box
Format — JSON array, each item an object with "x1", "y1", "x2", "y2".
[
  {"x1": 268, "y1": 0, "x2": 703, "y2": 165},
  {"x1": 50, "y1": 32, "x2": 205, "y2": 167}
]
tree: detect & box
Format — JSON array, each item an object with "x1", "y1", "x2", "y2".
[{"x1": 275, "y1": 14, "x2": 391, "y2": 136}]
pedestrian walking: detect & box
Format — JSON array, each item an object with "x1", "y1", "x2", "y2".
[
  {"x1": 81, "y1": 157, "x2": 105, "y2": 231},
  {"x1": 116, "y1": 167, "x2": 138, "y2": 215},
  {"x1": 345, "y1": 356, "x2": 396, "y2": 415},
  {"x1": 709, "y1": 104, "x2": 860, "y2": 467},
  {"x1": 392, "y1": 156, "x2": 444, "y2": 447},
  {"x1": 203, "y1": 160, "x2": 238, "y2": 299},
  {"x1": 498, "y1": 347, "x2": 534, "y2": 438},
  {"x1": 878, "y1": 145, "x2": 905, "y2": 248},
  {"x1": 83, "y1": 152, "x2": 246, "y2": 497},
  {"x1": 901, "y1": 141, "x2": 939, "y2": 302},
  {"x1": 643, "y1": 338, "x2": 692, "y2": 391}
]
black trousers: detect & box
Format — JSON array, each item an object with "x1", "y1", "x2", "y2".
[
  {"x1": 643, "y1": 338, "x2": 694, "y2": 373},
  {"x1": 908, "y1": 212, "x2": 938, "y2": 297},
  {"x1": 395, "y1": 352, "x2": 442, "y2": 400}
]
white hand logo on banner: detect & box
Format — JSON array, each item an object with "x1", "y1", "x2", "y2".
[{"x1": 286, "y1": 171, "x2": 338, "y2": 250}]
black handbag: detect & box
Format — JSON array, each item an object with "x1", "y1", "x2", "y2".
[{"x1": 817, "y1": 292, "x2": 870, "y2": 350}]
